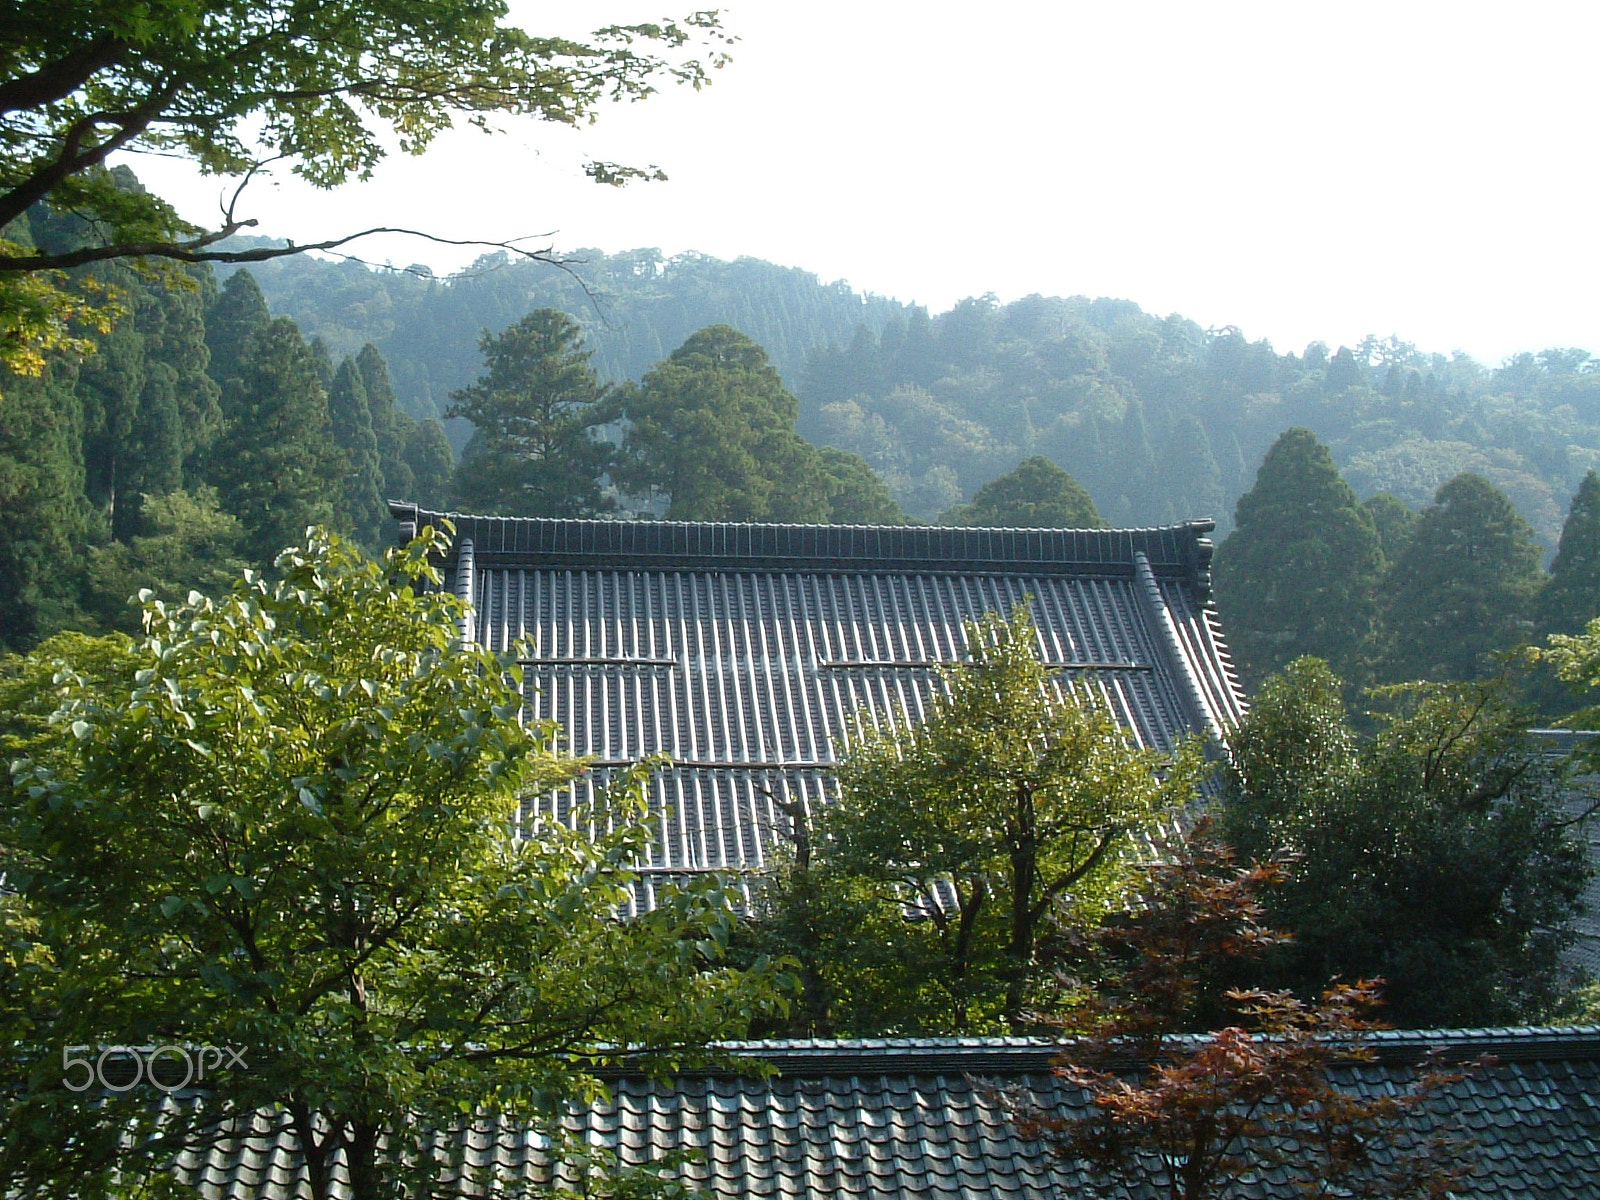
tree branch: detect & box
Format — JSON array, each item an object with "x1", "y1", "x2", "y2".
[
  {"x1": 0, "y1": 35, "x2": 127, "y2": 116},
  {"x1": 0, "y1": 225, "x2": 572, "y2": 272}
]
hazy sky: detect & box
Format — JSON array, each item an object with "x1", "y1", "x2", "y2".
[{"x1": 126, "y1": 1, "x2": 1599, "y2": 365}]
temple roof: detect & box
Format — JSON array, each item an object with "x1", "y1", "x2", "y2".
[
  {"x1": 182, "y1": 1027, "x2": 1600, "y2": 1199},
  {"x1": 389, "y1": 506, "x2": 1245, "y2": 909}
]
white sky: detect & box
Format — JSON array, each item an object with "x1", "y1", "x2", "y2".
[{"x1": 123, "y1": 1, "x2": 1600, "y2": 365}]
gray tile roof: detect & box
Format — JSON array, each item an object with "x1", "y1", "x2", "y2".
[
  {"x1": 179, "y1": 1028, "x2": 1600, "y2": 1199},
  {"x1": 390, "y1": 508, "x2": 1244, "y2": 909}
]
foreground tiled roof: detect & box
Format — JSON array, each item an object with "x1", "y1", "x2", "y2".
[
  {"x1": 389, "y1": 507, "x2": 1244, "y2": 908},
  {"x1": 182, "y1": 1028, "x2": 1600, "y2": 1199}
]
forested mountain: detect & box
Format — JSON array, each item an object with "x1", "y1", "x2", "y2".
[
  {"x1": 238, "y1": 248, "x2": 1600, "y2": 549},
  {"x1": 224, "y1": 242, "x2": 909, "y2": 435}
]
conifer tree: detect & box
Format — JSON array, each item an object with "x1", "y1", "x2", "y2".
[
  {"x1": 1539, "y1": 470, "x2": 1600, "y2": 636},
  {"x1": 208, "y1": 318, "x2": 346, "y2": 562},
  {"x1": 1377, "y1": 473, "x2": 1543, "y2": 683},
  {"x1": 816, "y1": 445, "x2": 909, "y2": 524},
  {"x1": 619, "y1": 325, "x2": 828, "y2": 521},
  {"x1": 403, "y1": 419, "x2": 454, "y2": 511},
  {"x1": 328, "y1": 357, "x2": 388, "y2": 546},
  {"x1": 355, "y1": 343, "x2": 414, "y2": 503},
  {"x1": 1212, "y1": 428, "x2": 1384, "y2": 689},
  {"x1": 944, "y1": 455, "x2": 1105, "y2": 528},
  {"x1": 447, "y1": 310, "x2": 617, "y2": 517},
  {"x1": 204, "y1": 269, "x2": 270, "y2": 389}
]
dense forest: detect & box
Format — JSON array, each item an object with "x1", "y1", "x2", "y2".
[{"x1": 236, "y1": 240, "x2": 1600, "y2": 550}]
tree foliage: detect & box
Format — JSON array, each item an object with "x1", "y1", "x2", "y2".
[
  {"x1": 1211, "y1": 428, "x2": 1384, "y2": 689},
  {"x1": 448, "y1": 309, "x2": 618, "y2": 518},
  {"x1": 1219, "y1": 657, "x2": 1590, "y2": 1026},
  {"x1": 782, "y1": 606, "x2": 1203, "y2": 1033},
  {"x1": 1005, "y1": 826, "x2": 1479, "y2": 1200},
  {"x1": 619, "y1": 324, "x2": 830, "y2": 521},
  {"x1": 1376, "y1": 472, "x2": 1543, "y2": 684},
  {"x1": 0, "y1": 526, "x2": 786, "y2": 1200},
  {"x1": 942, "y1": 455, "x2": 1105, "y2": 528}
]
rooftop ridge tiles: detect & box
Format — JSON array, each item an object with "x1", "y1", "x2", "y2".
[
  {"x1": 388, "y1": 503, "x2": 1218, "y2": 580},
  {"x1": 594, "y1": 1027, "x2": 1600, "y2": 1079}
]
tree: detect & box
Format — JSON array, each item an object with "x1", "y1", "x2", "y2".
[
  {"x1": 1211, "y1": 429, "x2": 1385, "y2": 690},
  {"x1": 619, "y1": 325, "x2": 829, "y2": 521},
  {"x1": 0, "y1": 2, "x2": 730, "y2": 378},
  {"x1": 1362, "y1": 492, "x2": 1416, "y2": 565},
  {"x1": 356, "y1": 342, "x2": 414, "y2": 502},
  {"x1": 77, "y1": 485, "x2": 248, "y2": 632},
  {"x1": 402, "y1": 416, "x2": 453, "y2": 510},
  {"x1": 820, "y1": 606, "x2": 1203, "y2": 1031},
  {"x1": 0, "y1": 526, "x2": 786, "y2": 1200},
  {"x1": 1376, "y1": 472, "x2": 1543, "y2": 683},
  {"x1": 207, "y1": 316, "x2": 345, "y2": 561},
  {"x1": 942, "y1": 455, "x2": 1105, "y2": 528},
  {"x1": 1539, "y1": 469, "x2": 1600, "y2": 637},
  {"x1": 204, "y1": 269, "x2": 271, "y2": 388},
  {"x1": 327, "y1": 355, "x2": 387, "y2": 545},
  {"x1": 1006, "y1": 829, "x2": 1477, "y2": 1200},
  {"x1": 1219, "y1": 657, "x2": 1590, "y2": 1026},
  {"x1": 448, "y1": 309, "x2": 618, "y2": 517},
  {"x1": 815, "y1": 444, "x2": 910, "y2": 524}
]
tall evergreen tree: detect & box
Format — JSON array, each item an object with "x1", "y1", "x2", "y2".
[
  {"x1": 207, "y1": 318, "x2": 346, "y2": 562},
  {"x1": 942, "y1": 455, "x2": 1105, "y2": 528},
  {"x1": 1212, "y1": 428, "x2": 1384, "y2": 689},
  {"x1": 403, "y1": 418, "x2": 454, "y2": 511},
  {"x1": 204, "y1": 269, "x2": 270, "y2": 389},
  {"x1": 619, "y1": 325, "x2": 828, "y2": 521},
  {"x1": 328, "y1": 357, "x2": 388, "y2": 546},
  {"x1": 355, "y1": 343, "x2": 414, "y2": 503},
  {"x1": 1539, "y1": 470, "x2": 1600, "y2": 636},
  {"x1": 0, "y1": 364, "x2": 89, "y2": 649},
  {"x1": 446, "y1": 310, "x2": 617, "y2": 517},
  {"x1": 1377, "y1": 473, "x2": 1543, "y2": 683}
]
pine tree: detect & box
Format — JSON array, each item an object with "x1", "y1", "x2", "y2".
[
  {"x1": 446, "y1": 310, "x2": 617, "y2": 517},
  {"x1": 943, "y1": 456, "x2": 1105, "y2": 528},
  {"x1": 328, "y1": 357, "x2": 388, "y2": 546},
  {"x1": 204, "y1": 269, "x2": 270, "y2": 389},
  {"x1": 208, "y1": 318, "x2": 346, "y2": 562},
  {"x1": 1211, "y1": 428, "x2": 1384, "y2": 690},
  {"x1": 1539, "y1": 470, "x2": 1600, "y2": 636},
  {"x1": 1377, "y1": 473, "x2": 1544, "y2": 683}
]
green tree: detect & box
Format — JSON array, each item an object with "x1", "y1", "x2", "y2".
[
  {"x1": 327, "y1": 355, "x2": 387, "y2": 545},
  {"x1": 403, "y1": 416, "x2": 454, "y2": 510},
  {"x1": 619, "y1": 325, "x2": 828, "y2": 521},
  {"x1": 208, "y1": 316, "x2": 345, "y2": 561},
  {"x1": 0, "y1": 2, "x2": 729, "y2": 378},
  {"x1": 448, "y1": 309, "x2": 617, "y2": 517},
  {"x1": 1539, "y1": 469, "x2": 1600, "y2": 637},
  {"x1": 1362, "y1": 491, "x2": 1417, "y2": 565},
  {"x1": 77, "y1": 486, "x2": 249, "y2": 632},
  {"x1": 0, "y1": 527, "x2": 785, "y2": 1200},
  {"x1": 1212, "y1": 428, "x2": 1384, "y2": 689},
  {"x1": 817, "y1": 606, "x2": 1202, "y2": 1032},
  {"x1": 356, "y1": 342, "x2": 414, "y2": 502},
  {"x1": 816, "y1": 444, "x2": 910, "y2": 524},
  {"x1": 1376, "y1": 472, "x2": 1543, "y2": 683},
  {"x1": 942, "y1": 455, "x2": 1105, "y2": 528},
  {"x1": 1219, "y1": 657, "x2": 1589, "y2": 1026},
  {"x1": 204, "y1": 268, "x2": 270, "y2": 389}
]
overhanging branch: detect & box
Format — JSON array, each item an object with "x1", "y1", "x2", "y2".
[{"x1": 0, "y1": 226, "x2": 571, "y2": 272}]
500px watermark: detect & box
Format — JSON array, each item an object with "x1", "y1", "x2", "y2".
[{"x1": 62, "y1": 1043, "x2": 248, "y2": 1093}]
